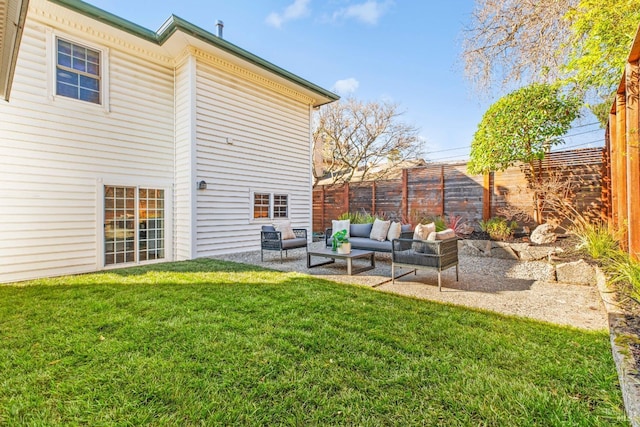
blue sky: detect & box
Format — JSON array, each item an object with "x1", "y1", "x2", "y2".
[{"x1": 87, "y1": 0, "x2": 604, "y2": 162}]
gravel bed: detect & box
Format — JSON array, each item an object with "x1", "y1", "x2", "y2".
[{"x1": 212, "y1": 241, "x2": 608, "y2": 331}]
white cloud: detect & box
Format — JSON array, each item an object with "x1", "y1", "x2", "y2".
[
  {"x1": 332, "y1": 0, "x2": 393, "y2": 25},
  {"x1": 332, "y1": 78, "x2": 360, "y2": 95},
  {"x1": 266, "y1": 0, "x2": 311, "y2": 28}
]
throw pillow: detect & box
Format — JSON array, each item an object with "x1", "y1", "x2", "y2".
[
  {"x1": 386, "y1": 221, "x2": 402, "y2": 241},
  {"x1": 435, "y1": 228, "x2": 457, "y2": 240},
  {"x1": 369, "y1": 218, "x2": 391, "y2": 241},
  {"x1": 276, "y1": 221, "x2": 296, "y2": 240},
  {"x1": 412, "y1": 222, "x2": 436, "y2": 251},
  {"x1": 350, "y1": 222, "x2": 373, "y2": 238},
  {"x1": 331, "y1": 219, "x2": 350, "y2": 238}
]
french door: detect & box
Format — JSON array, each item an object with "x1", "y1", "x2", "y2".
[{"x1": 104, "y1": 186, "x2": 165, "y2": 266}]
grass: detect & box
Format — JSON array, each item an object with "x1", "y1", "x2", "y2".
[{"x1": 0, "y1": 259, "x2": 627, "y2": 426}]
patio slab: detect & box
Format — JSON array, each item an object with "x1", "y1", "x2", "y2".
[{"x1": 212, "y1": 241, "x2": 608, "y2": 331}]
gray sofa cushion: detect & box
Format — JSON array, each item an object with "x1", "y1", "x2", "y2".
[
  {"x1": 349, "y1": 237, "x2": 392, "y2": 252},
  {"x1": 262, "y1": 225, "x2": 276, "y2": 232},
  {"x1": 350, "y1": 223, "x2": 373, "y2": 237}
]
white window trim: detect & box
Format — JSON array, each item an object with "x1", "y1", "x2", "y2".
[
  {"x1": 250, "y1": 189, "x2": 290, "y2": 223},
  {"x1": 47, "y1": 28, "x2": 110, "y2": 112},
  {"x1": 97, "y1": 179, "x2": 173, "y2": 270}
]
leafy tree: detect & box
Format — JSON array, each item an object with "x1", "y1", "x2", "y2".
[
  {"x1": 313, "y1": 98, "x2": 423, "y2": 186},
  {"x1": 564, "y1": 0, "x2": 640, "y2": 123},
  {"x1": 468, "y1": 83, "x2": 581, "y2": 222}
]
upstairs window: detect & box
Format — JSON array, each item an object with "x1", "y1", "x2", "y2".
[{"x1": 56, "y1": 38, "x2": 101, "y2": 104}]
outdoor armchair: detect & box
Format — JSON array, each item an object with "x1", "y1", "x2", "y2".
[
  {"x1": 391, "y1": 237, "x2": 459, "y2": 291},
  {"x1": 260, "y1": 225, "x2": 308, "y2": 262}
]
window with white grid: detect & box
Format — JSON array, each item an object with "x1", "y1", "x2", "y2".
[
  {"x1": 253, "y1": 193, "x2": 270, "y2": 219},
  {"x1": 273, "y1": 194, "x2": 288, "y2": 218},
  {"x1": 252, "y1": 192, "x2": 289, "y2": 220},
  {"x1": 56, "y1": 38, "x2": 101, "y2": 104},
  {"x1": 104, "y1": 186, "x2": 165, "y2": 266}
]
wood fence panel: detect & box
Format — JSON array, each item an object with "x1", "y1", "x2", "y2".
[
  {"x1": 373, "y1": 180, "x2": 403, "y2": 220},
  {"x1": 349, "y1": 183, "x2": 375, "y2": 216},
  {"x1": 492, "y1": 165, "x2": 535, "y2": 225},
  {"x1": 443, "y1": 164, "x2": 484, "y2": 226},
  {"x1": 312, "y1": 148, "x2": 605, "y2": 234},
  {"x1": 406, "y1": 166, "x2": 443, "y2": 223}
]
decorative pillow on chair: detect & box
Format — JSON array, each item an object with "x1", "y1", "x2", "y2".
[
  {"x1": 370, "y1": 218, "x2": 391, "y2": 241},
  {"x1": 331, "y1": 219, "x2": 350, "y2": 238},
  {"x1": 412, "y1": 222, "x2": 436, "y2": 251},
  {"x1": 276, "y1": 221, "x2": 296, "y2": 240},
  {"x1": 427, "y1": 228, "x2": 457, "y2": 241},
  {"x1": 386, "y1": 221, "x2": 402, "y2": 241}
]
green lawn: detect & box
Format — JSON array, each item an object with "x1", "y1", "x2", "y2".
[{"x1": 0, "y1": 259, "x2": 627, "y2": 426}]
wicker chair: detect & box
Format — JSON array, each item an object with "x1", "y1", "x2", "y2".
[
  {"x1": 391, "y1": 237, "x2": 459, "y2": 291},
  {"x1": 260, "y1": 225, "x2": 308, "y2": 262}
]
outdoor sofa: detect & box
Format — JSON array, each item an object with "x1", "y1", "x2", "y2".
[{"x1": 324, "y1": 222, "x2": 413, "y2": 253}]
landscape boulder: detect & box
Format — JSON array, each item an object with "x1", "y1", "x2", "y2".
[
  {"x1": 555, "y1": 259, "x2": 596, "y2": 285},
  {"x1": 530, "y1": 223, "x2": 557, "y2": 245}
]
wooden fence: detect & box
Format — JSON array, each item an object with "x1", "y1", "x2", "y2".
[
  {"x1": 606, "y1": 26, "x2": 640, "y2": 260},
  {"x1": 313, "y1": 148, "x2": 605, "y2": 233}
]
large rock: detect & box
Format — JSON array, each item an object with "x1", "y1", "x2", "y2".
[
  {"x1": 555, "y1": 259, "x2": 596, "y2": 285},
  {"x1": 530, "y1": 223, "x2": 557, "y2": 245},
  {"x1": 489, "y1": 241, "x2": 519, "y2": 260}
]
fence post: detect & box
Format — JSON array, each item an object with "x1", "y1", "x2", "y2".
[
  {"x1": 626, "y1": 61, "x2": 640, "y2": 259},
  {"x1": 321, "y1": 185, "x2": 326, "y2": 231},
  {"x1": 343, "y1": 184, "x2": 350, "y2": 215},
  {"x1": 440, "y1": 165, "x2": 445, "y2": 217},
  {"x1": 616, "y1": 92, "x2": 628, "y2": 249},
  {"x1": 482, "y1": 171, "x2": 492, "y2": 221},
  {"x1": 402, "y1": 169, "x2": 408, "y2": 222},
  {"x1": 372, "y1": 181, "x2": 376, "y2": 215},
  {"x1": 603, "y1": 126, "x2": 612, "y2": 223}
]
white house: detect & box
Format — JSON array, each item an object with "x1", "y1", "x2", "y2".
[{"x1": 0, "y1": 0, "x2": 338, "y2": 283}]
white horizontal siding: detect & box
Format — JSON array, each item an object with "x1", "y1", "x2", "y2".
[
  {"x1": 0, "y1": 20, "x2": 174, "y2": 283},
  {"x1": 174, "y1": 58, "x2": 195, "y2": 261},
  {"x1": 194, "y1": 60, "x2": 312, "y2": 256}
]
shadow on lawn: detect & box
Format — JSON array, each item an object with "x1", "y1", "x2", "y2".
[{"x1": 101, "y1": 258, "x2": 278, "y2": 277}]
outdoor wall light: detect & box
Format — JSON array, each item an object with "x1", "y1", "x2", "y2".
[{"x1": 198, "y1": 180, "x2": 207, "y2": 190}]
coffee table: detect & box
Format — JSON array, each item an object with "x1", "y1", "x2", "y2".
[{"x1": 307, "y1": 247, "x2": 375, "y2": 275}]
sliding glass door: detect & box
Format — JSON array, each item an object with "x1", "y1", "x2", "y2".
[{"x1": 104, "y1": 186, "x2": 165, "y2": 266}]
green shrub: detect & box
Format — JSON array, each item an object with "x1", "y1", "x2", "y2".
[
  {"x1": 572, "y1": 221, "x2": 620, "y2": 260},
  {"x1": 338, "y1": 211, "x2": 376, "y2": 224},
  {"x1": 478, "y1": 217, "x2": 517, "y2": 241},
  {"x1": 414, "y1": 215, "x2": 446, "y2": 231},
  {"x1": 608, "y1": 256, "x2": 640, "y2": 304}
]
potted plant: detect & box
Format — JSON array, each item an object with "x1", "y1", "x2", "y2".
[{"x1": 332, "y1": 229, "x2": 350, "y2": 253}]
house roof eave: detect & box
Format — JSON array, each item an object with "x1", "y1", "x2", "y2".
[
  {"x1": 48, "y1": 0, "x2": 339, "y2": 107},
  {"x1": 1, "y1": 0, "x2": 29, "y2": 101}
]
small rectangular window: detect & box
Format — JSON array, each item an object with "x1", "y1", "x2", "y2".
[
  {"x1": 253, "y1": 193, "x2": 270, "y2": 219},
  {"x1": 273, "y1": 194, "x2": 288, "y2": 218},
  {"x1": 56, "y1": 38, "x2": 101, "y2": 104}
]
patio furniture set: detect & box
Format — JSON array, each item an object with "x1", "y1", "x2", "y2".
[{"x1": 260, "y1": 220, "x2": 459, "y2": 291}]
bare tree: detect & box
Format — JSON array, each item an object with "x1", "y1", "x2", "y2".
[
  {"x1": 462, "y1": 0, "x2": 576, "y2": 94},
  {"x1": 313, "y1": 98, "x2": 423, "y2": 186}
]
